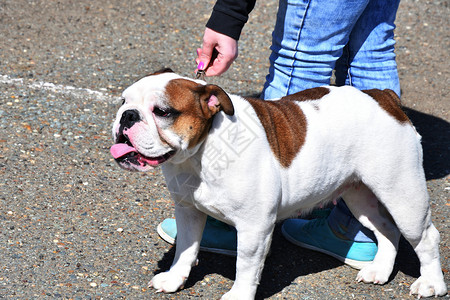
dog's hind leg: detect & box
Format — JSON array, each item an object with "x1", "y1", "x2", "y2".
[
  {"x1": 344, "y1": 178, "x2": 447, "y2": 297},
  {"x1": 349, "y1": 126, "x2": 447, "y2": 297},
  {"x1": 408, "y1": 220, "x2": 447, "y2": 297},
  {"x1": 368, "y1": 182, "x2": 446, "y2": 297},
  {"x1": 342, "y1": 183, "x2": 401, "y2": 285}
]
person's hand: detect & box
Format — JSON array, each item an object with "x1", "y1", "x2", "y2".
[{"x1": 196, "y1": 28, "x2": 238, "y2": 76}]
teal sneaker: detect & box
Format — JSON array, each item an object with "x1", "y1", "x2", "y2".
[
  {"x1": 157, "y1": 216, "x2": 237, "y2": 256},
  {"x1": 281, "y1": 218, "x2": 377, "y2": 269}
]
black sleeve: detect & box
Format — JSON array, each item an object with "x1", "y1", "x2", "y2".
[{"x1": 206, "y1": 0, "x2": 257, "y2": 40}]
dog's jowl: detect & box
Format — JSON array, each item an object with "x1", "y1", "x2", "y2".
[{"x1": 111, "y1": 70, "x2": 447, "y2": 299}]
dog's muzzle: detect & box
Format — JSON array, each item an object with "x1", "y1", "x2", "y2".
[{"x1": 110, "y1": 109, "x2": 175, "y2": 170}]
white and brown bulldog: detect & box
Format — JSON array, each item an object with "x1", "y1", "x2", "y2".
[{"x1": 111, "y1": 69, "x2": 446, "y2": 299}]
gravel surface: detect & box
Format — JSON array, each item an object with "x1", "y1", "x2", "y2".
[{"x1": 0, "y1": 0, "x2": 448, "y2": 299}]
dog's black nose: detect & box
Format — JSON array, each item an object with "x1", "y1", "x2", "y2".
[{"x1": 120, "y1": 109, "x2": 141, "y2": 129}]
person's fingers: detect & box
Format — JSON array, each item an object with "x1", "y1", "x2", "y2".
[
  {"x1": 195, "y1": 28, "x2": 238, "y2": 76},
  {"x1": 199, "y1": 41, "x2": 237, "y2": 76},
  {"x1": 205, "y1": 50, "x2": 233, "y2": 76}
]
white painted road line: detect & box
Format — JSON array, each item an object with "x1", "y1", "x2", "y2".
[{"x1": 0, "y1": 74, "x2": 119, "y2": 103}]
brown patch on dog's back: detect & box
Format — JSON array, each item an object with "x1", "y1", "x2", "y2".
[
  {"x1": 245, "y1": 99, "x2": 307, "y2": 168},
  {"x1": 363, "y1": 89, "x2": 410, "y2": 123},
  {"x1": 281, "y1": 86, "x2": 330, "y2": 102},
  {"x1": 245, "y1": 87, "x2": 330, "y2": 167}
]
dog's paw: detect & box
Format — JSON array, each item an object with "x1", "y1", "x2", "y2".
[
  {"x1": 149, "y1": 271, "x2": 186, "y2": 293},
  {"x1": 410, "y1": 276, "x2": 447, "y2": 298},
  {"x1": 356, "y1": 263, "x2": 390, "y2": 285}
]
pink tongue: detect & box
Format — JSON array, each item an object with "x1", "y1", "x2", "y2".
[{"x1": 110, "y1": 143, "x2": 137, "y2": 159}]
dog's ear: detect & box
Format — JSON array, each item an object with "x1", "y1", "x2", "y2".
[{"x1": 196, "y1": 84, "x2": 234, "y2": 117}]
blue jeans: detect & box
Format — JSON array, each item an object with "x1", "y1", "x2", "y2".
[
  {"x1": 261, "y1": 0, "x2": 400, "y2": 242},
  {"x1": 262, "y1": 0, "x2": 401, "y2": 99}
]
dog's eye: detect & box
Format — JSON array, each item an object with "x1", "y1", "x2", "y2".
[
  {"x1": 120, "y1": 98, "x2": 126, "y2": 105},
  {"x1": 153, "y1": 106, "x2": 179, "y2": 118}
]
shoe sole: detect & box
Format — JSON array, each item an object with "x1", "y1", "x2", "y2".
[
  {"x1": 281, "y1": 225, "x2": 372, "y2": 270},
  {"x1": 157, "y1": 223, "x2": 237, "y2": 257},
  {"x1": 156, "y1": 223, "x2": 176, "y2": 244}
]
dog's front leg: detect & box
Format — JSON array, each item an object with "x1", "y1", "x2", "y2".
[
  {"x1": 222, "y1": 224, "x2": 275, "y2": 300},
  {"x1": 150, "y1": 205, "x2": 207, "y2": 293}
]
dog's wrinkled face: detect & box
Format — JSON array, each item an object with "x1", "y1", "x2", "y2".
[{"x1": 111, "y1": 70, "x2": 234, "y2": 171}]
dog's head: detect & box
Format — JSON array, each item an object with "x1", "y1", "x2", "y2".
[{"x1": 111, "y1": 69, "x2": 234, "y2": 171}]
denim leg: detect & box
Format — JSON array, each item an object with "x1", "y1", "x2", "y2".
[
  {"x1": 261, "y1": 0, "x2": 370, "y2": 99},
  {"x1": 327, "y1": 201, "x2": 377, "y2": 242},
  {"x1": 335, "y1": 0, "x2": 401, "y2": 96}
]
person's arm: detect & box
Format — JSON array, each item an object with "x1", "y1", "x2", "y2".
[
  {"x1": 207, "y1": 0, "x2": 256, "y2": 41},
  {"x1": 196, "y1": 0, "x2": 256, "y2": 76}
]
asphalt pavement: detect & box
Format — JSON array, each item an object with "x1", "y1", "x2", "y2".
[{"x1": 0, "y1": 0, "x2": 448, "y2": 299}]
